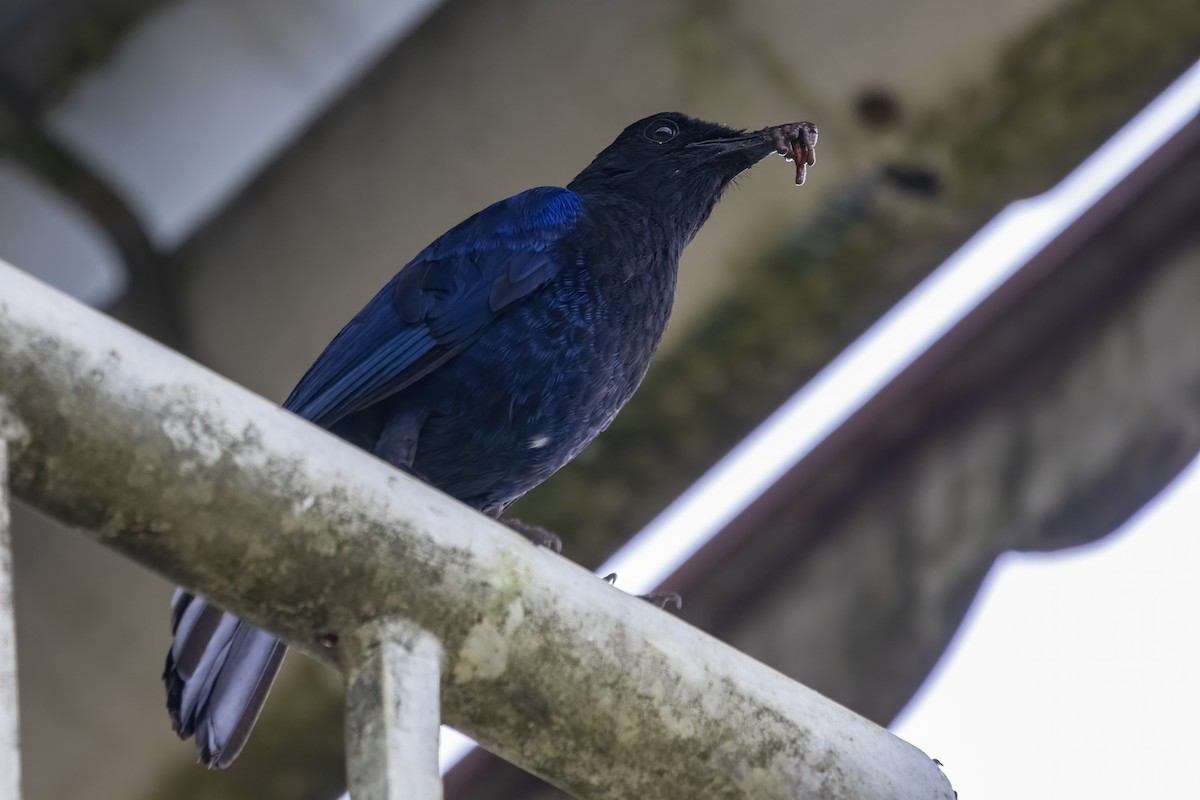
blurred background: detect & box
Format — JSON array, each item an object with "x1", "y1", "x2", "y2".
[{"x1": 0, "y1": 0, "x2": 1198, "y2": 798}]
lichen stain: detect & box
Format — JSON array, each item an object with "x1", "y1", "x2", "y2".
[
  {"x1": 452, "y1": 597, "x2": 527, "y2": 683},
  {"x1": 731, "y1": 757, "x2": 781, "y2": 797},
  {"x1": 652, "y1": 688, "x2": 698, "y2": 738},
  {"x1": 453, "y1": 620, "x2": 508, "y2": 682},
  {"x1": 160, "y1": 415, "x2": 223, "y2": 467}
]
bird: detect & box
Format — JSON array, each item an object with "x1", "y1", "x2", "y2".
[{"x1": 163, "y1": 111, "x2": 818, "y2": 768}]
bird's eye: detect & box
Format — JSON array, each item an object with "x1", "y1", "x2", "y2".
[{"x1": 645, "y1": 119, "x2": 679, "y2": 144}]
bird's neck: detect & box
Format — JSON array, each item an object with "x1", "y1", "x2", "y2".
[
  {"x1": 571, "y1": 192, "x2": 680, "y2": 272},
  {"x1": 572, "y1": 183, "x2": 722, "y2": 261}
]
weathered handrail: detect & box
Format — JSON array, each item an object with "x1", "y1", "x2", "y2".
[{"x1": 0, "y1": 259, "x2": 953, "y2": 799}]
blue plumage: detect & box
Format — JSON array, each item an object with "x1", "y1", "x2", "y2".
[
  {"x1": 284, "y1": 187, "x2": 582, "y2": 427},
  {"x1": 164, "y1": 112, "x2": 817, "y2": 768}
]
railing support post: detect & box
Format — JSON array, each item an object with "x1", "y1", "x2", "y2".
[
  {"x1": 0, "y1": 429, "x2": 23, "y2": 800},
  {"x1": 344, "y1": 620, "x2": 444, "y2": 800}
]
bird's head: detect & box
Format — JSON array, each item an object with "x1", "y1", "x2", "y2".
[{"x1": 568, "y1": 112, "x2": 817, "y2": 244}]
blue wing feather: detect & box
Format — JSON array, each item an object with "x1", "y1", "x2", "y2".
[{"x1": 284, "y1": 187, "x2": 583, "y2": 426}]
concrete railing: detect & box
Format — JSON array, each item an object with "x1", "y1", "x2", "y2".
[{"x1": 0, "y1": 259, "x2": 954, "y2": 800}]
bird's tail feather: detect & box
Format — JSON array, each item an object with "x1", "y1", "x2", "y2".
[{"x1": 164, "y1": 589, "x2": 287, "y2": 768}]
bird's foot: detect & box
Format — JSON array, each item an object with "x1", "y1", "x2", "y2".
[
  {"x1": 641, "y1": 591, "x2": 683, "y2": 611},
  {"x1": 603, "y1": 572, "x2": 682, "y2": 611},
  {"x1": 500, "y1": 517, "x2": 563, "y2": 553}
]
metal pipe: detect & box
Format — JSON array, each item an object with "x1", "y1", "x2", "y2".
[{"x1": 0, "y1": 260, "x2": 953, "y2": 800}]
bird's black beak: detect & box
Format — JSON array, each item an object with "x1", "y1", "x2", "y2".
[{"x1": 689, "y1": 121, "x2": 819, "y2": 185}]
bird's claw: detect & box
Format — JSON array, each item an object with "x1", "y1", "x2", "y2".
[
  {"x1": 501, "y1": 517, "x2": 563, "y2": 553},
  {"x1": 640, "y1": 591, "x2": 683, "y2": 611},
  {"x1": 601, "y1": 573, "x2": 682, "y2": 611}
]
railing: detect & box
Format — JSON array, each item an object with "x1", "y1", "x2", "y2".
[{"x1": 0, "y1": 258, "x2": 954, "y2": 800}]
